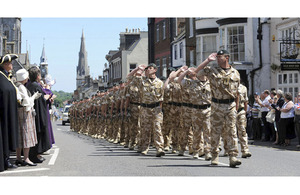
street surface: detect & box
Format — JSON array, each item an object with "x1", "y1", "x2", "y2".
[{"x1": 1, "y1": 120, "x2": 300, "y2": 176}]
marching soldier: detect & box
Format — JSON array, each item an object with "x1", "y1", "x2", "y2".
[
  {"x1": 236, "y1": 83, "x2": 252, "y2": 158},
  {"x1": 175, "y1": 66, "x2": 212, "y2": 160},
  {"x1": 130, "y1": 64, "x2": 165, "y2": 157},
  {"x1": 162, "y1": 74, "x2": 173, "y2": 151},
  {"x1": 195, "y1": 50, "x2": 242, "y2": 168},
  {"x1": 126, "y1": 66, "x2": 144, "y2": 150}
]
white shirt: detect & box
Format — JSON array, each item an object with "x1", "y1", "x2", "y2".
[
  {"x1": 261, "y1": 95, "x2": 271, "y2": 112},
  {"x1": 281, "y1": 101, "x2": 295, "y2": 118}
]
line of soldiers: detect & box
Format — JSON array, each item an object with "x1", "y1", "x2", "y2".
[{"x1": 69, "y1": 50, "x2": 252, "y2": 168}]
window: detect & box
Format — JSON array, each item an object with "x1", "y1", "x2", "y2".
[
  {"x1": 130, "y1": 64, "x2": 136, "y2": 72},
  {"x1": 198, "y1": 35, "x2": 217, "y2": 63},
  {"x1": 162, "y1": 57, "x2": 167, "y2": 77},
  {"x1": 283, "y1": 74, "x2": 287, "y2": 84},
  {"x1": 174, "y1": 44, "x2": 177, "y2": 60},
  {"x1": 289, "y1": 73, "x2": 293, "y2": 83},
  {"x1": 278, "y1": 74, "x2": 282, "y2": 84},
  {"x1": 162, "y1": 21, "x2": 166, "y2": 40},
  {"x1": 156, "y1": 24, "x2": 160, "y2": 42},
  {"x1": 226, "y1": 26, "x2": 245, "y2": 61},
  {"x1": 190, "y1": 50, "x2": 194, "y2": 66},
  {"x1": 277, "y1": 72, "x2": 299, "y2": 98},
  {"x1": 179, "y1": 42, "x2": 183, "y2": 59},
  {"x1": 189, "y1": 18, "x2": 194, "y2": 37},
  {"x1": 156, "y1": 59, "x2": 160, "y2": 67}
]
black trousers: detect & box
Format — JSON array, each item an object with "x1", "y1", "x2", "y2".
[{"x1": 261, "y1": 112, "x2": 272, "y2": 141}]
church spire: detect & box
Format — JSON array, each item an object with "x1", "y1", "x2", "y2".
[
  {"x1": 40, "y1": 39, "x2": 47, "y2": 64},
  {"x1": 76, "y1": 29, "x2": 89, "y2": 88}
]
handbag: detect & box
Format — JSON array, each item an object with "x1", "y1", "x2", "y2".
[{"x1": 266, "y1": 109, "x2": 275, "y2": 123}]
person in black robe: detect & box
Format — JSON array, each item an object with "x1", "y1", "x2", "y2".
[
  {"x1": 26, "y1": 66, "x2": 51, "y2": 163},
  {"x1": 0, "y1": 54, "x2": 19, "y2": 172}
]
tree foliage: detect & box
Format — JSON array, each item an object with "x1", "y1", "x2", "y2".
[{"x1": 52, "y1": 90, "x2": 73, "y2": 108}]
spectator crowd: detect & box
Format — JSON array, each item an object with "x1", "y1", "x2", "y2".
[
  {"x1": 0, "y1": 54, "x2": 56, "y2": 173},
  {"x1": 247, "y1": 89, "x2": 300, "y2": 148}
]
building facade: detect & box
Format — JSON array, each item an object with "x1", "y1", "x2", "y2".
[
  {"x1": 195, "y1": 17, "x2": 272, "y2": 99},
  {"x1": 148, "y1": 18, "x2": 175, "y2": 78},
  {"x1": 270, "y1": 17, "x2": 300, "y2": 98},
  {"x1": 106, "y1": 29, "x2": 148, "y2": 87}
]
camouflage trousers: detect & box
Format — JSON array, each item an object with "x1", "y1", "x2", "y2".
[
  {"x1": 70, "y1": 117, "x2": 73, "y2": 130},
  {"x1": 106, "y1": 118, "x2": 113, "y2": 139},
  {"x1": 139, "y1": 106, "x2": 164, "y2": 152},
  {"x1": 191, "y1": 107, "x2": 211, "y2": 153},
  {"x1": 169, "y1": 105, "x2": 182, "y2": 150},
  {"x1": 162, "y1": 104, "x2": 172, "y2": 148},
  {"x1": 112, "y1": 117, "x2": 120, "y2": 141},
  {"x1": 120, "y1": 117, "x2": 129, "y2": 144},
  {"x1": 128, "y1": 104, "x2": 140, "y2": 147},
  {"x1": 211, "y1": 102, "x2": 239, "y2": 157},
  {"x1": 179, "y1": 106, "x2": 193, "y2": 152},
  {"x1": 236, "y1": 110, "x2": 249, "y2": 152}
]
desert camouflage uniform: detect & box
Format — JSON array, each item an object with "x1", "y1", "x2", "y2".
[
  {"x1": 136, "y1": 76, "x2": 164, "y2": 153},
  {"x1": 197, "y1": 65, "x2": 240, "y2": 159},
  {"x1": 236, "y1": 84, "x2": 250, "y2": 153},
  {"x1": 127, "y1": 76, "x2": 141, "y2": 149},
  {"x1": 119, "y1": 86, "x2": 127, "y2": 145},
  {"x1": 169, "y1": 81, "x2": 182, "y2": 152},
  {"x1": 177, "y1": 77, "x2": 194, "y2": 154},
  {"x1": 162, "y1": 81, "x2": 173, "y2": 150},
  {"x1": 182, "y1": 78, "x2": 212, "y2": 157}
]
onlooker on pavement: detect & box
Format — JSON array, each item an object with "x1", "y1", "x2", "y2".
[
  {"x1": 270, "y1": 90, "x2": 285, "y2": 145},
  {"x1": 15, "y1": 69, "x2": 40, "y2": 166},
  {"x1": 294, "y1": 92, "x2": 300, "y2": 148},
  {"x1": 278, "y1": 92, "x2": 296, "y2": 146},
  {"x1": 252, "y1": 92, "x2": 262, "y2": 140}
]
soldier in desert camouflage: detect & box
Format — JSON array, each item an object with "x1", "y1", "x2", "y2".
[{"x1": 195, "y1": 50, "x2": 242, "y2": 168}]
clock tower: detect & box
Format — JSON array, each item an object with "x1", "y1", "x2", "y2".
[{"x1": 40, "y1": 43, "x2": 48, "y2": 79}]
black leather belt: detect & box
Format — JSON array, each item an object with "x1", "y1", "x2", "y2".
[
  {"x1": 238, "y1": 107, "x2": 245, "y2": 113},
  {"x1": 140, "y1": 102, "x2": 160, "y2": 108},
  {"x1": 212, "y1": 97, "x2": 235, "y2": 104},
  {"x1": 182, "y1": 103, "x2": 193, "y2": 107},
  {"x1": 193, "y1": 104, "x2": 211, "y2": 109},
  {"x1": 168, "y1": 102, "x2": 182, "y2": 106},
  {"x1": 130, "y1": 102, "x2": 140, "y2": 106}
]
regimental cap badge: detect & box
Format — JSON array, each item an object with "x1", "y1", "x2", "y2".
[
  {"x1": 0, "y1": 54, "x2": 18, "y2": 65},
  {"x1": 217, "y1": 50, "x2": 230, "y2": 56}
]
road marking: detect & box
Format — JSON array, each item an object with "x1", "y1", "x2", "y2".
[
  {"x1": 0, "y1": 168, "x2": 50, "y2": 175},
  {"x1": 48, "y1": 148, "x2": 59, "y2": 165},
  {"x1": 57, "y1": 128, "x2": 62, "y2": 131}
]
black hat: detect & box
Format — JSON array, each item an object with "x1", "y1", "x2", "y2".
[
  {"x1": 0, "y1": 54, "x2": 18, "y2": 65},
  {"x1": 217, "y1": 50, "x2": 230, "y2": 55},
  {"x1": 145, "y1": 63, "x2": 157, "y2": 69}
]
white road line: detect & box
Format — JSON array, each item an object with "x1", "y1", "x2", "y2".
[
  {"x1": 48, "y1": 148, "x2": 59, "y2": 165},
  {"x1": 57, "y1": 128, "x2": 62, "y2": 131},
  {"x1": 0, "y1": 168, "x2": 50, "y2": 174}
]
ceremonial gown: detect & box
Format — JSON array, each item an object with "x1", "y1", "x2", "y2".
[
  {"x1": 0, "y1": 67, "x2": 19, "y2": 172},
  {"x1": 26, "y1": 81, "x2": 51, "y2": 159}
]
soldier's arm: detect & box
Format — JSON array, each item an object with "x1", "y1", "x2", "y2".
[
  {"x1": 177, "y1": 69, "x2": 189, "y2": 85},
  {"x1": 236, "y1": 92, "x2": 240, "y2": 111},
  {"x1": 195, "y1": 53, "x2": 217, "y2": 73}
]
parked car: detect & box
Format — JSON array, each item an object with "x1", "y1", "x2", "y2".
[{"x1": 62, "y1": 105, "x2": 71, "y2": 125}]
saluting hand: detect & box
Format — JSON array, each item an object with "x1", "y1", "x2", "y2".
[{"x1": 207, "y1": 53, "x2": 217, "y2": 62}]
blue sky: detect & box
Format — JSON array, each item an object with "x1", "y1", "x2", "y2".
[{"x1": 21, "y1": 18, "x2": 148, "y2": 92}]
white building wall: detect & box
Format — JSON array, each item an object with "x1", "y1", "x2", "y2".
[
  {"x1": 172, "y1": 39, "x2": 186, "y2": 68},
  {"x1": 121, "y1": 32, "x2": 148, "y2": 81}
]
